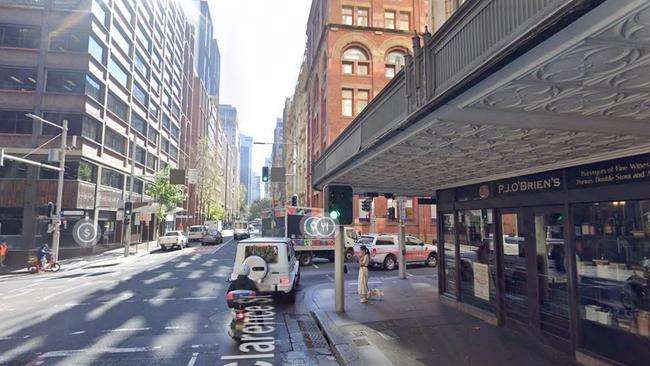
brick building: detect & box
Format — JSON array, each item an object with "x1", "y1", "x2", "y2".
[{"x1": 303, "y1": 0, "x2": 436, "y2": 241}]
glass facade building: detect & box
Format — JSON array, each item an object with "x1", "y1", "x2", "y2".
[{"x1": 0, "y1": 0, "x2": 194, "y2": 261}]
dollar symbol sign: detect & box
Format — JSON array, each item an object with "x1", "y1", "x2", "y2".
[{"x1": 83, "y1": 227, "x2": 91, "y2": 239}]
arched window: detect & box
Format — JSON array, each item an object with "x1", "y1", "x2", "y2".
[
  {"x1": 342, "y1": 46, "x2": 370, "y2": 76},
  {"x1": 385, "y1": 50, "x2": 406, "y2": 78}
]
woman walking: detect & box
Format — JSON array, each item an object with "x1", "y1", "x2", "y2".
[{"x1": 358, "y1": 245, "x2": 370, "y2": 303}]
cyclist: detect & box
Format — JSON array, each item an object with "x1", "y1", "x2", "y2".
[{"x1": 37, "y1": 243, "x2": 51, "y2": 270}]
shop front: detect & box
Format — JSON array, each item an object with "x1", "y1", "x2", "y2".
[{"x1": 437, "y1": 154, "x2": 650, "y2": 366}]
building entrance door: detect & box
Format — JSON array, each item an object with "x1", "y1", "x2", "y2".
[{"x1": 500, "y1": 210, "x2": 529, "y2": 325}]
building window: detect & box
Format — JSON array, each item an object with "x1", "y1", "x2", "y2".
[
  {"x1": 134, "y1": 52, "x2": 149, "y2": 77},
  {"x1": 45, "y1": 71, "x2": 85, "y2": 93},
  {"x1": 385, "y1": 11, "x2": 396, "y2": 29},
  {"x1": 135, "y1": 24, "x2": 151, "y2": 52},
  {"x1": 0, "y1": 68, "x2": 36, "y2": 91},
  {"x1": 41, "y1": 113, "x2": 82, "y2": 135},
  {"x1": 77, "y1": 161, "x2": 96, "y2": 183},
  {"x1": 146, "y1": 154, "x2": 157, "y2": 170},
  {"x1": 105, "y1": 128, "x2": 125, "y2": 154},
  {"x1": 356, "y1": 8, "x2": 369, "y2": 26},
  {"x1": 85, "y1": 74, "x2": 104, "y2": 102},
  {"x1": 170, "y1": 123, "x2": 180, "y2": 141},
  {"x1": 342, "y1": 89, "x2": 353, "y2": 117},
  {"x1": 81, "y1": 117, "x2": 100, "y2": 142},
  {"x1": 342, "y1": 47, "x2": 370, "y2": 76},
  {"x1": 101, "y1": 168, "x2": 124, "y2": 189},
  {"x1": 0, "y1": 25, "x2": 40, "y2": 49},
  {"x1": 113, "y1": 0, "x2": 133, "y2": 24},
  {"x1": 357, "y1": 89, "x2": 369, "y2": 114},
  {"x1": 342, "y1": 6, "x2": 353, "y2": 25},
  {"x1": 88, "y1": 35, "x2": 105, "y2": 63},
  {"x1": 398, "y1": 12, "x2": 410, "y2": 31},
  {"x1": 149, "y1": 102, "x2": 159, "y2": 121},
  {"x1": 130, "y1": 111, "x2": 147, "y2": 136},
  {"x1": 169, "y1": 144, "x2": 178, "y2": 160},
  {"x1": 147, "y1": 126, "x2": 158, "y2": 146},
  {"x1": 107, "y1": 92, "x2": 128, "y2": 121},
  {"x1": 49, "y1": 30, "x2": 87, "y2": 52},
  {"x1": 52, "y1": 0, "x2": 91, "y2": 10},
  {"x1": 132, "y1": 82, "x2": 148, "y2": 107},
  {"x1": 108, "y1": 57, "x2": 129, "y2": 88},
  {"x1": 91, "y1": 0, "x2": 107, "y2": 26},
  {"x1": 385, "y1": 50, "x2": 406, "y2": 78},
  {"x1": 0, "y1": 110, "x2": 32, "y2": 134},
  {"x1": 110, "y1": 23, "x2": 131, "y2": 54},
  {"x1": 162, "y1": 113, "x2": 170, "y2": 131},
  {"x1": 0, "y1": 161, "x2": 28, "y2": 179},
  {"x1": 133, "y1": 145, "x2": 145, "y2": 165}
]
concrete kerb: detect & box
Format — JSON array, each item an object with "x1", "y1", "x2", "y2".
[{"x1": 306, "y1": 283, "x2": 362, "y2": 366}]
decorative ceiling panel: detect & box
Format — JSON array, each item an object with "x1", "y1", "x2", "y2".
[{"x1": 335, "y1": 121, "x2": 650, "y2": 193}]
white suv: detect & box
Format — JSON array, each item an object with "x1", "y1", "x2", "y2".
[
  {"x1": 354, "y1": 234, "x2": 438, "y2": 270},
  {"x1": 230, "y1": 237, "x2": 300, "y2": 303}
]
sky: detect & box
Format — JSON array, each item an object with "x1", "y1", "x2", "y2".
[{"x1": 209, "y1": 0, "x2": 312, "y2": 182}]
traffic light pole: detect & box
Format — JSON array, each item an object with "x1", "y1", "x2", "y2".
[
  {"x1": 335, "y1": 224, "x2": 345, "y2": 313},
  {"x1": 397, "y1": 199, "x2": 407, "y2": 279}
]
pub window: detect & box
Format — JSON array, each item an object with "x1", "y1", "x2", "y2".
[
  {"x1": 574, "y1": 200, "x2": 650, "y2": 360},
  {"x1": 457, "y1": 210, "x2": 497, "y2": 312},
  {"x1": 442, "y1": 213, "x2": 457, "y2": 296}
]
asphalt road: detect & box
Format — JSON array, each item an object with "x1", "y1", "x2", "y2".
[{"x1": 0, "y1": 236, "x2": 437, "y2": 366}]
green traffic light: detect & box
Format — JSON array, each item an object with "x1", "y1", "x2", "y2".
[{"x1": 329, "y1": 210, "x2": 340, "y2": 220}]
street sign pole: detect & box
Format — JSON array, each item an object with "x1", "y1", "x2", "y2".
[
  {"x1": 335, "y1": 225, "x2": 345, "y2": 313},
  {"x1": 397, "y1": 198, "x2": 407, "y2": 280},
  {"x1": 51, "y1": 120, "x2": 67, "y2": 263}
]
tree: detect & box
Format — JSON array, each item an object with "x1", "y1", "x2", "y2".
[
  {"x1": 194, "y1": 137, "x2": 222, "y2": 224},
  {"x1": 207, "y1": 203, "x2": 225, "y2": 221},
  {"x1": 239, "y1": 184, "x2": 248, "y2": 217},
  {"x1": 146, "y1": 167, "x2": 184, "y2": 233},
  {"x1": 248, "y1": 198, "x2": 272, "y2": 219}
]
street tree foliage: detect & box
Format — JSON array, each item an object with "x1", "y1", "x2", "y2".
[
  {"x1": 146, "y1": 167, "x2": 184, "y2": 223},
  {"x1": 195, "y1": 137, "x2": 222, "y2": 223},
  {"x1": 239, "y1": 184, "x2": 247, "y2": 217},
  {"x1": 248, "y1": 198, "x2": 272, "y2": 219}
]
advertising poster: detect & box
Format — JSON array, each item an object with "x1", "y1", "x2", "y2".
[{"x1": 473, "y1": 262, "x2": 490, "y2": 301}]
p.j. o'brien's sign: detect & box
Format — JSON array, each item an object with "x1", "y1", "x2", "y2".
[
  {"x1": 457, "y1": 171, "x2": 562, "y2": 201},
  {"x1": 495, "y1": 171, "x2": 562, "y2": 196},
  {"x1": 568, "y1": 153, "x2": 650, "y2": 189}
]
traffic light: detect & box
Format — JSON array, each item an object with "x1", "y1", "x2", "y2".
[
  {"x1": 291, "y1": 195, "x2": 298, "y2": 206},
  {"x1": 47, "y1": 202, "x2": 54, "y2": 218},
  {"x1": 262, "y1": 166, "x2": 269, "y2": 182},
  {"x1": 324, "y1": 185, "x2": 353, "y2": 225},
  {"x1": 124, "y1": 202, "x2": 133, "y2": 216},
  {"x1": 361, "y1": 198, "x2": 372, "y2": 212}
]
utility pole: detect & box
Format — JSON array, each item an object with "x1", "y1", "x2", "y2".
[
  {"x1": 335, "y1": 224, "x2": 345, "y2": 313},
  {"x1": 125, "y1": 134, "x2": 136, "y2": 257},
  {"x1": 50, "y1": 120, "x2": 68, "y2": 263},
  {"x1": 397, "y1": 198, "x2": 407, "y2": 279}
]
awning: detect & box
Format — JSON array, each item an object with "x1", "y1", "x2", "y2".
[
  {"x1": 313, "y1": 0, "x2": 650, "y2": 195},
  {"x1": 133, "y1": 203, "x2": 160, "y2": 214}
]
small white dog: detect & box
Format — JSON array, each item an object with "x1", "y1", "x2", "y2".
[{"x1": 369, "y1": 288, "x2": 384, "y2": 300}]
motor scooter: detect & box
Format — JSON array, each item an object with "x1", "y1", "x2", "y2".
[{"x1": 226, "y1": 290, "x2": 256, "y2": 341}]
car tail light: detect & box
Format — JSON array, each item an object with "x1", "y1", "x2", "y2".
[
  {"x1": 226, "y1": 292, "x2": 234, "y2": 301},
  {"x1": 371, "y1": 248, "x2": 377, "y2": 257},
  {"x1": 280, "y1": 277, "x2": 290, "y2": 285}
]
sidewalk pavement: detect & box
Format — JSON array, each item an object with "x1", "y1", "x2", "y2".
[
  {"x1": 0, "y1": 241, "x2": 157, "y2": 277},
  {"x1": 305, "y1": 275, "x2": 576, "y2": 366}
]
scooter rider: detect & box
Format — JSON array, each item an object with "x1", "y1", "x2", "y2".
[
  {"x1": 228, "y1": 264, "x2": 258, "y2": 293},
  {"x1": 37, "y1": 243, "x2": 51, "y2": 269}
]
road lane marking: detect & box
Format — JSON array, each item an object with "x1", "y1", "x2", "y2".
[
  {"x1": 69, "y1": 331, "x2": 86, "y2": 335},
  {"x1": 3, "y1": 288, "x2": 34, "y2": 299},
  {"x1": 0, "y1": 336, "x2": 16, "y2": 341},
  {"x1": 164, "y1": 326, "x2": 185, "y2": 330},
  {"x1": 144, "y1": 298, "x2": 176, "y2": 302},
  {"x1": 221, "y1": 354, "x2": 275, "y2": 360},
  {"x1": 187, "y1": 352, "x2": 199, "y2": 366},
  {"x1": 326, "y1": 275, "x2": 334, "y2": 282},
  {"x1": 101, "y1": 327, "x2": 151, "y2": 333},
  {"x1": 39, "y1": 346, "x2": 161, "y2": 358},
  {"x1": 42, "y1": 282, "x2": 90, "y2": 301},
  {"x1": 407, "y1": 273, "x2": 414, "y2": 277},
  {"x1": 347, "y1": 281, "x2": 382, "y2": 285},
  {"x1": 183, "y1": 296, "x2": 217, "y2": 300},
  {"x1": 313, "y1": 264, "x2": 319, "y2": 269}
]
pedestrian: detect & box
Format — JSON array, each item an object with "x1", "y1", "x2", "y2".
[
  {"x1": 0, "y1": 241, "x2": 7, "y2": 267},
  {"x1": 358, "y1": 245, "x2": 370, "y2": 303}
]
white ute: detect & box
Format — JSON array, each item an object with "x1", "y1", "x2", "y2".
[{"x1": 158, "y1": 231, "x2": 188, "y2": 251}]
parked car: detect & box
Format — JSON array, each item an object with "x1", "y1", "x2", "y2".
[
  {"x1": 158, "y1": 231, "x2": 188, "y2": 251},
  {"x1": 233, "y1": 221, "x2": 250, "y2": 240},
  {"x1": 229, "y1": 237, "x2": 300, "y2": 303},
  {"x1": 188, "y1": 225, "x2": 207, "y2": 242},
  {"x1": 202, "y1": 230, "x2": 223, "y2": 245},
  {"x1": 354, "y1": 234, "x2": 438, "y2": 270}
]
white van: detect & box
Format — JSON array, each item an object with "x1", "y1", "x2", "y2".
[
  {"x1": 230, "y1": 237, "x2": 300, "y2": 303},
  {"x1": 233, "y1": 221, "x2": 250, "y2": 240},
  {"x1": 188, "y1": 225, "x2": 207, "y2": 242}
]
